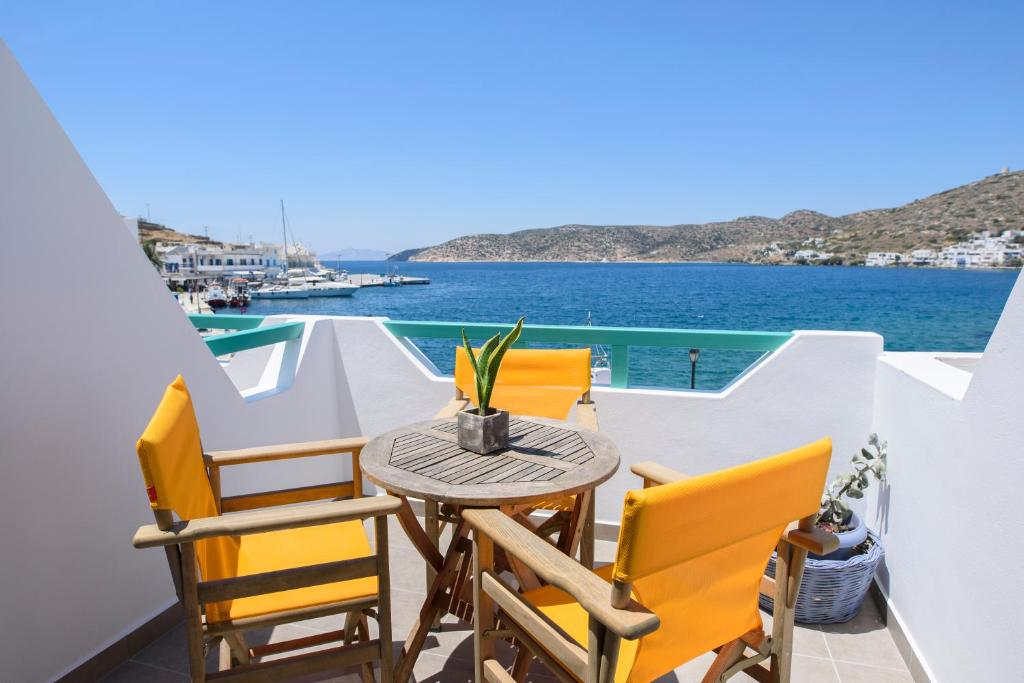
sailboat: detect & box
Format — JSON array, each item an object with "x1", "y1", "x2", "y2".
[{"x1": 251, "y1": 201, "x2": 332, "y2": 300}]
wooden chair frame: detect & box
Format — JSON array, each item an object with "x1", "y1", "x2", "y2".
[
  {"x1": 133, "y1": 437, "x2": 398, "y2": 682},
  {"x1": 464, "y1": 461, "x2": 838, "y2": 683}
]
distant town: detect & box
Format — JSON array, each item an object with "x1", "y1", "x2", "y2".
[
  {"x1": 774, "y1": 229, "x2": 1023, "y2": 268},
  {"x1": 126, "y1": 216, "x2": 318, "y2": 282}
]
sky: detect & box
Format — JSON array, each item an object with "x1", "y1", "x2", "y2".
[{"x1": 2, "y1": 1, "x2": 1023, "y2": 253}]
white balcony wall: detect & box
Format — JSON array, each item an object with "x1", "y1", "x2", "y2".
[
  {"x1": 330, "y1": 320, "x2": 883, "y2": 524},
  {"x1": 868, "y1": 271, "x2": 1024, "y2": 682},
  {"x1": 0, "y1": 43, "x2": 363, "y2": 683}
]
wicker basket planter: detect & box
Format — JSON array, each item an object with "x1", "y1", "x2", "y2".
[{"x1": 760, "y1": 530, "x2": 884, "y2": 624}]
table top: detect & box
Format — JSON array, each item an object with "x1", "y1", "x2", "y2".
[{"x1": 359, "y1": 417, "x2": 620, "y2": 507}]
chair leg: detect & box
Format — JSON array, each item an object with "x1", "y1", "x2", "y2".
[
  {"x1": 357, "y1": 615, "x2": 375, "y2": 683},
  {"x1": 702, "y1": 639, "x2": 747, "y2": 683},
  {"x1": 473, "y1": 529, "x2": 496, "y2": 683},
  {"x1": 180, "y1": 544, "x2": 206, "y2": 683},
  {"x1": 770, "y1": 542, "x2": 796, "y2": 683},
  {"x1": 375, "y1": 514, "x2": 395, "y2": 683},
  {"x1": 223, "y1": 632, "x2": 251, "y2": 665},
  {"x1": 510, "y1": 649, "x2": 532, "y2": 682},
  {"x1": 216, "y1": 636, "x2": 231, "y2": 672}
]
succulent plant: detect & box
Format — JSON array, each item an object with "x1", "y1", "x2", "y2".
[
  {"x1": 461, "y1": 317, "x2": 525, "y2": 416},
  {"x1": 819, "y1": 434, "x2": 888, "y2": 530}
]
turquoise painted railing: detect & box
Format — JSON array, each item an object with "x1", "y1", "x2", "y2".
[
  {"x1": 382, "y1": 320, "x2": 792, "y2": 388},
  {"x1": 189, "y1": 314, "x2": 304, "y2": 356}
]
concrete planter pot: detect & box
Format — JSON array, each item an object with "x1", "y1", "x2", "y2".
[{"x1": 457, "y1": 409, "x2": 509, "y2": 454}]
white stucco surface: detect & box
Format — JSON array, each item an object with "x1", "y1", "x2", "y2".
[
  {"x1": 0, "y1": 44, "x2": 362, "y2": 683},
  {"x1": 868, "y1": 271, "x2": 1024, "y2": 682}
]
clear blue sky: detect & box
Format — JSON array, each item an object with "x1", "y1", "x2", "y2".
[{"x1": 3, "y1": 1, "x2": 1022, "y2": 253}]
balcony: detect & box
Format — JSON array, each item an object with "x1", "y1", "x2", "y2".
[
  {"x1": 3, "y1": 36, "x2": 1020, "y2": 683},
  {"x1": 104, "y1": 517, "x2": 913, "y2": 682}
]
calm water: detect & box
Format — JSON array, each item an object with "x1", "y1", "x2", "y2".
[{"x1": 246, "y1": 262, "x2": 1019, "y2": 390}]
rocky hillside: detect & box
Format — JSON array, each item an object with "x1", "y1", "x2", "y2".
[
  {"x1": 137, "y1": 220, "x2": 222, "y2": 246},
  {"x1": 391, "y1": 171, "x2": 1024, "y2": 263}
]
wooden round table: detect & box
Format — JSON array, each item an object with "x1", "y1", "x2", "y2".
[{"x1": 360, "y1": 416, "x2": 620, "y2": 681}]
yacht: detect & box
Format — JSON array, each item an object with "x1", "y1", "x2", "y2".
[
  {"x1": 303, "y1": 275, "x2": 359, "y2": 297},
  {"x1": 250, "y1": 282, "x2": 311, "y2": 299}
]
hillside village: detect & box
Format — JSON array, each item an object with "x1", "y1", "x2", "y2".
[{"x1": 770, "y1": 229, "x2": 1023, "y2": 268}]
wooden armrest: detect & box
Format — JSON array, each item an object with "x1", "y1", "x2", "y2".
[
  {"x1": 575, "y1": 401, "x2": 599, "y2": 431},
  {"x1": 462, "y1": 508, "x2": 660, "y2": 640},
  {"x1": 435, "y1": 398, "x2": 470, "y2": 419},
  {"x1": 629, "y1": 461, "x2": 690, "y2": 486},
  {"x1": 784, "y1": 524, "x2": 839, "y2": 556},
  {"x1": 204, "y1": 436, "x2": 369, "y2": 466},
  {"x1": 133, "y1": 495, "x2": 401, "y2": 548}
]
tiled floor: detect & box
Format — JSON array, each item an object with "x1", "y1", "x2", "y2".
[{"x1": 106, "y1": 517, "x2": 912, "y2": 682}]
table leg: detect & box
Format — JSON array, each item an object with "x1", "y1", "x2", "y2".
[
  {"x1": 560, "y1": 489, "x2": 594, "y2": 566},
  {"x1": 394, "y1": 519, "x2": 471, "y2": 683},
  {"x1": 391, "y1": 493, "x2": 443, "y2": 571},
  {"x1": 424, "y1": 499, "x2": 442, "y2": 630}
]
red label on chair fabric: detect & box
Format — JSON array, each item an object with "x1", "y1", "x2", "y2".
[{"x1": 146, "y1": 485, "x2": 158, "y2": 504}]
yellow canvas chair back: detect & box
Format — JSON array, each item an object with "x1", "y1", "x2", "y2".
[
  {"x1": 135, "y1": 375, "x2": 239, "y2": 582},
  {"x1": 611, "y1": 438, "x2": 832, "y2": 682},
  {"x1": 454, "y1": 347, "x2": 591, "y2": 419}
]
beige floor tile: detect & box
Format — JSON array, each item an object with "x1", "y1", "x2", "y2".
[
  {"x1": 834, "y1": 660, "x2": 915, "y2": 682},
  {"x1": 101, "y1": 660, "x2": 188, "y2": 682},
  {"x1": 791, "y1": 655, "x2": 842, "y2": 683},
  {"x1": 823, "y1": 622, "x2": 906, "y2": 670}
]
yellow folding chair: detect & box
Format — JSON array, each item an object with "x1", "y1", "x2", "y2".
[
  {"x1": 465, "y1": 438, "x2": 838, "y2": 683},
  {"x1": 132, "y1": 376, "x2": 399, "y2": 682},
  {"x1": 437, "y1": 348, "x2": 598, "y2": 566}
]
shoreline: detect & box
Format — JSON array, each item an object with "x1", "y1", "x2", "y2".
[{"x1": 376, "y1": 259, "x2": 1023, "y2": 271}]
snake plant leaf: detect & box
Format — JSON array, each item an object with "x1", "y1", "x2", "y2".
[
  {"x1": 482, "y1": 318, "x2": 524, "y2": 387},
  {"x1": 476, "y1": 332, "x2": 502, "y2": 413},
  {"x1": 479, "y1": 320, "x2": 523, "y2": 414},
  {"x1": 461, "y1": 328, "x2": 478, "y2": 375}
]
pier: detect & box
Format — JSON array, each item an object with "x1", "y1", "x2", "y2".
[{"x1": 347, "y1": 273, "x2": 431, "y2": 286}]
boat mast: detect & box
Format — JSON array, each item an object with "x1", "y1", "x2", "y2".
[{"x1": 280, "y1": 199, "x2": 289, "y2": 276}]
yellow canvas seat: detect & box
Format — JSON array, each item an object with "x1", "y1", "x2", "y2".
[
  {"x1": 203, "y1": 521, "x2": 377, "y2": 622},
  {"x1": 465, "y1": 439, "x2": 838, "y2": 683},
  {"x1": 132, "y1": 376, "x2": 399, "y2": 681}
]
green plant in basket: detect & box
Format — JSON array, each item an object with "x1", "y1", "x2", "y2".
[
  {"x1": 819, "y1": 433, "x2": 887, "y2": 531},
  {"x1": 460, "y1": 317, "x2": 525, "y2": 415}
]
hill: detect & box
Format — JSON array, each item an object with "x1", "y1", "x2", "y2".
[
  {"x1": 136, "y1": 220, "x2": 222, "y2": 246},
  {"x1": 389, "y1": 171, "x2": 1024, "y2": 263}
]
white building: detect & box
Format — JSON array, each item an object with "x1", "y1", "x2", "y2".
[
  {"x1": 154, "y1": 242, "x2": 284, "y2": 281},
  {"x1": 865, "y1": 252, "x2": 903, "y2": 267},
  {"x1": 910, "y1": 249, "x2": 937, "y2": 265}
]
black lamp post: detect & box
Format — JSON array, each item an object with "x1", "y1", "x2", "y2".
[{"x1": 689, "y1": 348, "x2": 700, "y2": 389}]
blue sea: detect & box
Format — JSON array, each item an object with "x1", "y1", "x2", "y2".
[{"x1": 246, "y1": 262, "x2": 1020, "y2": 390}]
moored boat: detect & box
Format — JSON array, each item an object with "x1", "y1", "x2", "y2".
[{"x1": 205, "y1": 284, "x2": 227, "y2": 309}]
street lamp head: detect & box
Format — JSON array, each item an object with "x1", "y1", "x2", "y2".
[{"x1": 689, "y1": 348, "x2": 701, "y2": 363}]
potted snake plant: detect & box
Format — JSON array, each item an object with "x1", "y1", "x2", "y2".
[
  {"x1": 762, "y1": 434, "x2": 888, "y2": 623},
  {"x1": 457, "y1": 317, "x2": 524, "y2": 454}
]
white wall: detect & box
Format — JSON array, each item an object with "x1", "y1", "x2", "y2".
[
  {"x1": 0, "y1": 43, "x2": 363, "y2": 683},
  {"x1": 867, "y1": 271, "x2": 1024, "y2": 682},
  {"x1": 330, "y1": 320, "x2": 882, "y2": 524}
]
